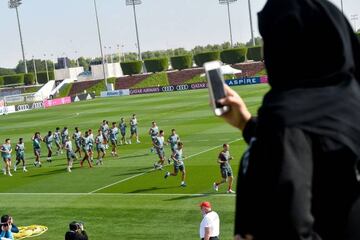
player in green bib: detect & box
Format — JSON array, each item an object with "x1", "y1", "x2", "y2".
[
  {"x1": 43, "y1": 131, "x2": 54, "y2": 163},
  {"x1": 32, "y1": 132, "x2": 42, "y2": 167},
  {"x1": 164, "y1": 142, "x2": 186, "y2": 187},
  {"x1": 14, "y1": 138, "x2": 27, "y2": 172},
  {"x1": 1, "y1": 139, "x2": 13, "y2": 176}
]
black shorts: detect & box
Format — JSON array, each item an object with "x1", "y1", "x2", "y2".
[{"x1": 174, "y1": 164, "x2": 185, "y2": 173}]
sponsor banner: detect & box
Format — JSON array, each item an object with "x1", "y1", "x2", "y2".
[
  {"x1": 15, "y1": 101, "x2": 44, "y2": 112},
  {"x1": 225, "y1": 77, "x2": 262, "y2": 86},
  {"x1": 71, "y1": 93, "x2": 96, "y2": 102},
  {"x1": 130, "y1": 87, "x2": 161, "y2": 95},
  {"x1": 100, "y1": 89, "x2": 130, "y2": 98},
  {"x1": 43, "y1": 96, "x2": 71, "y2": 109},
  {"x1": 0, "y1": 105, "x2": 16, "y2": 115},
  {"x1": 260, "y1": 75, "x2": 268, "y2": 83}
]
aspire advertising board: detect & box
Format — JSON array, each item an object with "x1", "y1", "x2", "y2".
[
  {"x1": 225, "y1": 76, "x2": 268, "y2": 86},
  {"x1": 100, "y1": 89, "x2": 130, "y2": 98},
  {"x1": 43, "y1": 97, "x2": 71, "y2": 109}
]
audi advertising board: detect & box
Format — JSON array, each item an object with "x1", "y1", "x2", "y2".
[
  {"x1": 129, "y1": 83, "x2": 208, "y2": 96},
  {"x1": 15, "y1": 101, "x2": 44, "y2": 112}
]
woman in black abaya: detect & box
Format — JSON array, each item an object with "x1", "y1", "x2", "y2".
[{"x1": 219, "y1": 0, "x2": 360, "y2": 239}]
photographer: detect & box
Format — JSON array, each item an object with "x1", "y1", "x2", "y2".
[{"x1": 65, "y1": 221, "x2": 88, "y2": 240}]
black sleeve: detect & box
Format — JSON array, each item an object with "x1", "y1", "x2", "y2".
[
  {"x1": 235, "y1": 127, "x2": 320, "y2": 239},
  {"x1": 242, "y1": 117, "x2": 257, "y2": 144},
  {"x1": 76, "y1": 231, "x2": 88, "y2": 240}
]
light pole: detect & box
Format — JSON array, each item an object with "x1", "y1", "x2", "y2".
[
  {"x1": 126, "y1": 0, "x2": 143, "y2": 61},
  {"x1": 109, "y1": 46, "x2": 113, "y2": 63},
  {"x1": 247, "y1": 0, "x2": 255, "y2": 46},
  {"x1": 219, "y1": 0, "x2": 237, "y2": 48},
  {"x1": 351, "y1": 14, "x2": 358, "y2": 31},
  {"x1": 8, "y1": 0, "x2": 28, "y2": 73},
  {"x1": 50, "y1": 54, "x2": 56, "y2": 71},
  {"x1": 44, "y1": 54, "x2": 49, "y2": 82},
  {"x1": 32, "y1": 56, "x2": 38, "y2": 85},
  {"x1": 340, "y1": 0, "x2": 344, "y2": 13},
  {"x1": 93, "y1": 0, "x2": 108, "y2": 87}
]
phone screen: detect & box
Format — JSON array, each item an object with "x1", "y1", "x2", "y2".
[{"x1": 208, "y1": 69, "x2": 226, "y2": 108}]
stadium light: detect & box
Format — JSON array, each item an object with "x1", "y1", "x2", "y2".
[
  {"x1": 44, "y1": 54, "x2": 49, "y2": 82},
  {"x1": 32, "y1": 56, "x2": 38, "y2": 85},
  {"x1": 126, "y1": 0, "x2": 143, "y2": 61},
  {"x1": 351, "y1": 14, "x2": 358, "y2": 31},
  {"x1": 219, "y1": 0, "x2": 237, "y2": 47},
  {"x1": 93, "y1": 0, "x2": 108, "y2": 87},
  {"x1": 8, "y1": 0, "x2": 28, "y2": 73},
  {"x1": 247, "y1": 0, "x2": 255, "y2": 46}
]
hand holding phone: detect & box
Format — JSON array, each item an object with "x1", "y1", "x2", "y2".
[{"x1": 204, "y1": 61, "x2": 230, "y2": 116}]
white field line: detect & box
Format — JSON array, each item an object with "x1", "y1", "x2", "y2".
[
  {"x1": 88, "y1": 138, "x2": 243, "y2": 194},
  {"x1": 0, "y1": 192, "x2": 236, "y2": 197}
]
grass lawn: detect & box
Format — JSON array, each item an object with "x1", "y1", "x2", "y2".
[{"x1": 0, "y1": 84, "x2": 269, "y2": 239}]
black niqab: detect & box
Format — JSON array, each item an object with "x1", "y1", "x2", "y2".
[{"x1": 257, "y1": 0, "x2": 360, "y2": 157}]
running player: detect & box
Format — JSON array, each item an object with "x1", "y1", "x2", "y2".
[
  {"x1": 213, "y1": 143, "x2": 235, "y2": 194},
  {"x1": 149, "y1": 121, "x2": 159, "y2": 153},
  {"x1": 14, "y1": 138, "x2": 27, "y2": 172},
  {"x1": 128, "y1": 114, "x2": 140, "y2": 144},
  {"x1": 80, "y1": 131, "x2": 92, "y2": 168},
  {"x1": 64, "y1": 136, "x2": 76, "y2": 172},
  {"x1": 72, "y1": 127, "x2": 82, "y2": 158},
  {"x1": 164, "y1": 142, "x2": 186, "y2": 187},
  {"x1": 119, "y1": 118, "x2": 127, "y2": 145},
  {"x1": 153, "y1": 130, "x2": 166, "y2": 170},
  {"x1": 61, "y1": 127, "x2": 69, "y2": 150},
  {"x1": 43, "y1": 131, "x2": 54, "y2": 162},
  {"x1": 32, "y1": 132, "x2": 42, "y2": 167},
  {"x1": 1, "y1": 139, "x2": 12, "y2": 176},
  {"x1": 167, "y1": 129, "x2": 180, "y2": 163},
  {"x1": 110, "y1": 122, "x2": 119, "y2": 157},
  {"x1": 88, "y1": 128, "x2": 94, "y2": 163},
  {"x1": 95, "y1": 129, "x2": 105, "y2": 165},
  {"x1": 54, "y1": 127, "x2": 62, "y2": 155}
]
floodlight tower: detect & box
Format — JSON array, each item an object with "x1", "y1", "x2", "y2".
[
  {"x1": 8, "y1": 0, "x2": 28, "y2": 73},
  {"x1": 126, "y1": 0, "x2": 143, "y2": 61},
  {"x1": 247, "y1": 0, "x2": 255, "y2": 46},
  {"x1": 219, "y1": 0, "x2": 237, "y2": 47},
  {"x1": 93, "y1": 0, "x2": 107, "y2": 87}
]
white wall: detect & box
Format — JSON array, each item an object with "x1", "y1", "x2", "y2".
[
  {"x1": 91, "y1": 63, "x2": 123, "y2": 80},
  {"x1": 54, "y1": 67, "x2": 84, "y2": 80}
]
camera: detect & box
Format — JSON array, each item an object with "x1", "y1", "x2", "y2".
[{"x1": 69, "y1": 221, "x2": 84, "y2": 232}]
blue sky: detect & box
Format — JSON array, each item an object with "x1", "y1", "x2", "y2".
[{"x1": 0, "y1": 0, "x2": 359, "y2": 68}]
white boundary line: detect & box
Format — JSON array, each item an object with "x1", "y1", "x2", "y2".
[
  {"x1": 0, "y1": 192, "x2": 236, "y2": 197},
  {"x1": 88, "y1": 138, "x2": 242, "y2": 194}
]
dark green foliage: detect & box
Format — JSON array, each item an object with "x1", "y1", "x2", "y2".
[
  {"x1": 144, "y1": 58, "x2": 169, "y2": 73},
  {"x1": 3, "y1": 74, "x2": 24, "y2": 85},
  {"x1": 0, "y1": 68, "x2": 16, "y2": 76},
  {"x1": 36, "y1": 71, "x2": 54, "y2": 84},
  {"x1": 24, "y1": 73, "x2": 35, "y2": 85},
  {"x1": 247, "y1": 46, "x2": 263, "y2": 61},
  {"x1": 194, "y1": 51, "x2": 220, "y2": 67},
  {"x1": 120, "y1": 61, "x2": 143, "y2": 76},
  {"x1": 170, "y1": 55, "x2": 193, "y2": 70},
  {"x1": 220, "y1": 48, "x2": 247, "y2": 64},
  {"x1": 0, "y1": 76, "x2": 4, "y2": 86}
]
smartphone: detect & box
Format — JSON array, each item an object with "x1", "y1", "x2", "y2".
[{"x1": 204, "y1": 61, "x2": 230, "y2": 116}]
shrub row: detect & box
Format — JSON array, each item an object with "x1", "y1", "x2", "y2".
[
  {"x1": 0, "y1": 71, "x2": 55, "y2": 86},
  {"x1": 119, "y1": 47, "x2": 263, "y2": 75}
]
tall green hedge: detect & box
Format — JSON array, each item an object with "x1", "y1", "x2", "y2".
[
  {"x1": 120, "y1": 61, "x2": 143, "y2": 75},
  {"x1": 220, "y1": 48, "x2": 247, "y2": 64},
  {"x1": 0, "y1": 76, "x2": 4, "y2": 86},
  {"x1": 144, "y1": 58, "x2": 169, "y2": 73},
  {"x1": 194, "y1": 51, "x2": 220, "y2": 67},
  {"x1": 35, "y1": 71, "x2": 54, "y2": 84},
  {"x1": 3, "y1": 74, "x2": 24, "y2": 85},
  {"x1": 247, "y1": 46, "x2": 263, "y2": 61},
  {"x1": 170, "y1": 55, "x2": 193, "y2": 70},
  {"x1": 24, "y1": 73, "x2": 35, "y2": 85}
]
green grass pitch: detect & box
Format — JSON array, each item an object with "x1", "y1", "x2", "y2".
[{"x1": 0, "y1": 84, "x2": 269, "y2": 239}]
